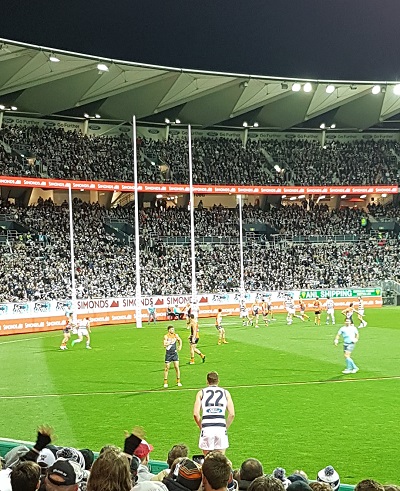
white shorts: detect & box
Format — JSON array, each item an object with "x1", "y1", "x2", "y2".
[
  {"x1": 78, "y1": 328, "x2": 89, "y2": 336},
  {"x1": 286, "y1": 308, "x2": 295, "y2": 315},
  {"x1": 199, "y1": 426, "x2": 229, "y2": 451},
  {"x1": 240, "y1": 311, "x2": 247, "y2": 318},
  {"x1": 327, "y1": 308, "x2": 335, "y2": 316},
  {"x1": 358, "y1": 309, "x2": 364, "y2": 316}
]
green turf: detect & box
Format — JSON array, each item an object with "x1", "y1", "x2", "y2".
[{"x1": 1, "y1": 308, "x2": 400, "y2": 484}]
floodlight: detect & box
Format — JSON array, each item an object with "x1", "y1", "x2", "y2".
[
  {"x1": 320, "y1": 123, "x2": 326, "y2": 129},
  {"x1": 253, "y1": 122, "x2": 259, "y2": 128},
  {"x1": 97, "y1": 63, "x2": 109, "y2": 72},
  {"x1": 326, "y1": 85, "x2": 335, "y2": 94},
  {"x1": 49, "y1": 54, "x2": 60, "y2": 63},
  {"x1": 303, "y1": 82, "x2": 312, "y2": 93},
  {"x1": 292, "y1": 83, "x2": 301, "y2": 92},
  {"x1": 243, "y1": 122, "x2": 248, "y2": 127},
  {"x1": 95, "y1": 114, "x2": 101, "y2": 119},
  {"x1": 371, "y1": 85, "x2": 381, "y2": 95},
  {"x1": 393, "y1": 84, "x2": 400, "y2": 96}
]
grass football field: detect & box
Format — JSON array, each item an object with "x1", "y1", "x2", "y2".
[{"x1": 1, "y1": 307, "x2": 400, "y2": 485}]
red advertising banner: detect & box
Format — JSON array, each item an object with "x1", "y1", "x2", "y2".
[{"x1": 0, "y1": 176, "x2": 397, "y2": 195}]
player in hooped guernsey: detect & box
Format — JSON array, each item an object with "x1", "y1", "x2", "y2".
[
  {"x1": 71, "y1": 317, "x2": 92, "y2": 349},
  {"x1": 193, "y1": 371, "x2": 235, "y2": 455},
  {"x1": 356, "y1": 297, "x2": 367, "y2": 328},
  {"x1": 285, "y1": 298, "x2": 295, "y2": 325},
  {"x1": 325, "y1": 297, "x2": 336, "y2": 325}
]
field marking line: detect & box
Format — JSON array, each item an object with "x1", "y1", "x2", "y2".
[
  {"x1": 0, "y1": 334, "x2": 59, "y2": 345},
  {"x1": 1, "y1": 374, "x2": 400, "y2": 401}
]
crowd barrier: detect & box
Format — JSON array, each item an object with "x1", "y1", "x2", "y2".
[{"x1": 0, "y1": 288, "x2": 382, "y2": 336}]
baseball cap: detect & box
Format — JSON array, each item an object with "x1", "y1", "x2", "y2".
[
  {"x1": 176, "y1": 458, "x2": 202, "y2": 491},
  {"x1": 47, "y1": 458, "x2": 83, "y2": 486},
  {"x1": 38, "y1": 448, "x2": 56, "y2": 469},
  {"x1": 317, "y1": 466, "x2": 340, "y2": 491},
  {"x1": 4, "y1": 446, "x2": 29, "y2": 468},
  {"x1": 134, "y1": 440, "x2": 154, "y2": 459}
]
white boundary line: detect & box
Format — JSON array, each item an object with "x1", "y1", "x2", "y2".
[
  {"x1": 1, "y1": 375, "x2": 400, "y2": 401},
  {"x1": 0, "y1": 334, "x2": 59, "y2": 345}
]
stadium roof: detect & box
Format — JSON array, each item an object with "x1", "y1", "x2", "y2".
[{"x1": 2, "y1": 38, "x2": 400, "y2": 131}]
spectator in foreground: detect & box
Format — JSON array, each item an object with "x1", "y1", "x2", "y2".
[
  {"x1": 151, "y1": 444, "x2": 189, "y2": 482},
  {"x1": 236, "y1": 459, "x2": 264, "y2": 491},
  {"x1": 134, "y1": 440, "x2": 155, "y2": 482},
  {"x1": 247, "y1": 476, "x2": 285, "y2": 491},
  {"x1": 86, "y1": 449, "x2": 131, "y2": 491},
  {"x1": 316, "y1": 466, "x2": 340, "y2": 491},
  {"x1": 10, "y1": 461, "x2": 41, "y2": 491},
  {"x1": 354, "y1": 481, "x2": 385, "y2": 491},
  {"x1": 44, "y1": 458, "x2": 83, "y2": 491},
  {"x1": 202, "y1": 452, "x2": 231, "y2": 491}
]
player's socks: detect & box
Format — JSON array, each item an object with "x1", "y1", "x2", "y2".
[
  {"x1": 189, "y1": 358, "x2": 195, "y2": 365},
  {"x1": 218, "y1": 340, "x2": 221, "y2": 345},
  {"x1": 202, "y1": 355, "x2": 206, "y2": 363},
  {"x1": 222, "y1": 339, "x2": 228, "y2": 344}
]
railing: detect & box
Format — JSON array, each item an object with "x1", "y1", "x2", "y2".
[{"x1": 270, "y1": 233, "x2": 364, "y2": 245}]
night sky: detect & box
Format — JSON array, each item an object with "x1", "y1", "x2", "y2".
[{"x1": 2, "y1": 0, "x2": 400, "y2": 81}]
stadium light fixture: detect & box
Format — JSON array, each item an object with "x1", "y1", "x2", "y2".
[
  {"x1": 242, "y1": 122, "x2": 248, "y2": 127},
  {"x1": 289, "y1": 196, "x2": 297, "y2": 201},
  {"x1": 326, "y1": 84, "x2": 335, "y2": 94},
  {"x1": 165, "y1": 118, "x2": 181, "y2": 125},
  {"x1": 303, "y1": 82, "x2": 312, "y2": 93},
  {"x1": 156, "y1": 194, "x2": 163, "y2": 199},
  {"x1": 292, "y1": 83, "x2": 301, "y2": 92},
  {"x1": 372, "y1": 85, "x2": 381, "y2": 95},
  {"x1": 393, "y1": 84, "x2": 400, "y2": 96},
  {"x1": 274, "y1": 164, "x2": 281, "y2": 173},
  {"x1": 341, "y1": 195, "x2": 347, "y2": 199},
  {"x1": 360, "y1": 194, "x2": 367, "y2": 198},
  {"x1": 0, "y1": 104, "x2": 17, "y2": 111},
  {"x1": 97, "y1": 63, "x2": 109, "y2": 72},
  {"x1": 49, "y1": 53, "x2": 60, "y2": 63},
  {"x1": 282, "y1": 194, "x2": 286, "y2": 198},
  {"x1": 84, "y1": 113, "x2": 101, "y2": 119},
  {"x1": 381, "y1": 193, "x2": 387, "y2": 197},
  {"x1": 330, "y1": 123, "x2": 336, "y2": 129},
  {"x1": 298, "y1": 194, "x2": 305, "y2": 199},
  {"x1": 320, "y1": 123, "x2": 326, "y2": 129}
]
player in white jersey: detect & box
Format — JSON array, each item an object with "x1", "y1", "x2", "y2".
[
  {"x1": 356, "y1": 297, "x2": 367, "y2": 328},
  {"x1": 240, "y1": 301, "x2": 252, "y2": 326},
  {"x1": 193, "y1": 371, "x2": 235, "y2": 455},
  {"x1": 325, "y1": 297, "x2": 336, "y2": 325},
  {"x1": 285, "y1": 297, "x2": 295, "y2": 325},
  {"x1": 71, "y1": 317, "x2": 92, "y2": 349}
]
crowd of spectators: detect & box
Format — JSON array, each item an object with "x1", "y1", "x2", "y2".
[
  {"x1": 0, "y1": 199, "x2": 398, "y2": 301},
  {"x1": 1, "y1": 124, "x2": 399, "y2": 186},
  {"x1": 0, "y1": 425, "x2": 398, "y2": 491}
]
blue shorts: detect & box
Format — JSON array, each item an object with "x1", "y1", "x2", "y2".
[
  {"x1": 165, "y1": 351, "x2": 179, "y2": 363},
  {"x1": 344, "y1": 343, "x2": 355, "y2": 353}
]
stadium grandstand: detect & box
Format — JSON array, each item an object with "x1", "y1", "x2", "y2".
[{"x1": 1, "y1": 37, "x2": 400, "y2": 491}]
